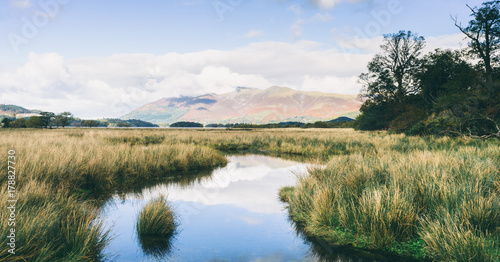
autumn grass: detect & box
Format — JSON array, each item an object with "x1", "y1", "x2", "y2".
[
  {"x1": 137, "y1": 196, "x2": 176, "y2": 237},
  {"x1": 0, "y1": 128, "x2": 498, "y2": 261},
  {"x1": 136, "y1": 196, "x2": 176, "y2": 258},
  {"x1": 0, "y1": 180, "x2": 109, "y2": 261},
  {"x1": 280, "y1": 133, "x2": 500, "y2": 261}
]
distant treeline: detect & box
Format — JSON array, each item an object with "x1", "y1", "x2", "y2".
[
  {"x1": 354, "y1": 1, "x2": 500, "y2": 138},
  {"x1": 0, "y1": 111, "x2": 159, "y2": 128},
  {"x1": 170, "y1": 117, "x2": 355, "y2": 129}
]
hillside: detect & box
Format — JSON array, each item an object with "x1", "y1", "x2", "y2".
[
  {"x1": 0, "y1": 104, "x2": 41, "y2": 118},
  {"x1": 121, "y1": 86, "x2": 363, "y2": 124}
]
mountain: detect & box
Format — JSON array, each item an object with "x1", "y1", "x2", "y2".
[
  {"x1": 0, "y1": 104, "x2": 41, "y2": 118},
  {"x1": 121, "y1": 86, "x2": 363, "y2": 124}
]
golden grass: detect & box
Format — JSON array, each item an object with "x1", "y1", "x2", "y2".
[
  {"x1": 280, "y1": 131, "x2": 500, "y2": 260},
  {"x1": 0, "y1": 128, "x2": 498, "y2": 260}
]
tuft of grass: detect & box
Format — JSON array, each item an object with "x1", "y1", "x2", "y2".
[
  {"x1": 420, "y1": 214, "x2": 496, "y2": 262},
  {"x1": 137, "y1": 196, "x2": 176, "y2": 237},
  {"x1": 136, "y1": 196, "x2": 176, "y2": 259},
  {"x1": 279, "y1": 186, "x2": 295, "y2": 202}
]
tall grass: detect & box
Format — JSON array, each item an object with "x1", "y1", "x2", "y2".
[
  {"x1": 281, "y1": 133, "x2": 500, "y2": 260},
  {"x1": 1, "y1": 128, "x2": 498, "y2": 260},
  {"x1": 137, "y1": 196, "x2": 176, "y2": 258},
  {"x1": 0, "y1": 180, "x2": 110, "y2": 261},
  {"x1": 137, "y1": 196, "x2": 176, "y2": 237}
]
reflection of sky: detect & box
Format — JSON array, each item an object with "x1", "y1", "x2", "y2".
[
  {"x1": 138, "y1": 155, "x2": 310, "y2": 214},
  {"x1": 102, "y1": 155, "x2": 319, "y2": 262}
]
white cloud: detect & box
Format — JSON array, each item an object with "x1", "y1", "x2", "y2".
[
  {"x1": 243, "y1": 30, "x2": 265, "y2": 39},
  {"x1": 310, "y1": 0, "x2": 368, "y2": 9},
  {"x1": 425, "y1": 34, "x2": 467, "y2": 52},
  {"x1": 0, "y1": 41, "x2": 375, "y2": 118}
]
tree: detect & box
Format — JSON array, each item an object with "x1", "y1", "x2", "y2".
[
  {"x1": 11, "y1": 118, "x2": 27, "y2": 128},
  {"x1": 170, "y1": 122, "x2": 204, "y2": 128},
  {"x1": 40, "y1": 111, "x2": 56, "y2": 128},
  {"x1": 82, "y1": 120, "x2": 100, "y2": 128},
  {"x1": 1, "y1": 118, "x2": 12, "y2": 128},
  {"x1": 417, "y1": 49, "x2": 479, "y2": 112},
  {"x1": 357, "y1": 30, "x2": 426, "y2": 130},
  {"x1": 26, "y1": 116, "x2": 45, "y2": 128},
  {"x1": 454, "y1": 0, "x2": 500, "y2": 95},
  {"x1": 55, "y1": 112, "x2": 74, "y2": 128},
  {"x1": 360, "y1": 30, "x2": 426, "y2": 103}
]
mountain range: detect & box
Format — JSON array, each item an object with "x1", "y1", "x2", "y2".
[{"x1": 121, "y1": 86, "x2": 363, "y2": 125}]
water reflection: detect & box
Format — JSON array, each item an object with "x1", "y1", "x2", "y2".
[
  {"x1": 137, "y1": 234, "x2": 175, "y2": 260},
  {"x1": 102, "y1": 155, "x2": 395, "y2": 262}
]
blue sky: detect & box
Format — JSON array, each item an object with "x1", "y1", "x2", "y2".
[{"x1": 0, "y1": 0, "x2": 486, "y2": 118}]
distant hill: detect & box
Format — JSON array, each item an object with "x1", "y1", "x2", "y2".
[
  {"x1": 122, "y1": 86, "x2": 363, "y2": 124},
  {"x1": 0, "y1": 104, "x2": 41, "y2": 118}
]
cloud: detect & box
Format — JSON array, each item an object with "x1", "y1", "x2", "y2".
[
  {"x1": 243, "y1": 30, "x2": 265, "y2": 39},
  {"x1": 310, "y1": 0, "x2": 368, "y2": 9},
  {"x1": 0, "y1": 41, "x2": 374, "y2": 118},
  {"x1": 290, "y1": 19, "x2": 304, "y2": 38},
  {"x1": 10, "y1": 0, "x2": 31, "y2": 8}
]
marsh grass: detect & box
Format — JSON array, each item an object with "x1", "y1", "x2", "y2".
[
  {"x1": 280, "y1": 133, "x2": 500, "y2": 260},
  {"x1": 137, "y1": 196, "x2": 176, "y2": 259},
  {"x1": 0, "y1": 180, "x2": 110, "y2": 261},
  {"x1": 1, "y1": 128, "x2": 498, "y2": 261}
]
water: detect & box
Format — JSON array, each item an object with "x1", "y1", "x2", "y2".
[{"x1": 101, "y1": 155, "x2": 363, "y2": 262}]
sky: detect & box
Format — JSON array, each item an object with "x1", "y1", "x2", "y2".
[{"x1": 0, "y1": 0, "x2": 486, "y2": 118}]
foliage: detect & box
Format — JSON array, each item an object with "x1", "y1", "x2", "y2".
[
  {"x1": 82, "y1": 120, "x2": 100, "y2": 128},
  {"x1": 40, "y1": 111, "x2": 56, "y2": 128},
  {"x1": 11, "y1": 118, "x2": 27, "y2": 128},
  {"x1": 170, "y1": 121, "x2": 203, "y2": 127},
  {"x1": 357, "y1": 2, "x2": 500, "y2": 137},
  {"x1": 55, "y1": 112, "x2": 74, "y2": 127},
  {"x1": 26, "y1": 116, "x2": 45, "y2": 128},
  {"x1": 1, "y1": 118, "x2": 12, "y2": 128}
]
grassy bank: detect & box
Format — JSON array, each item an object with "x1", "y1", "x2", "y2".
[{"x1": 280, "y1": 133, "x2": 500, "y2": 261}]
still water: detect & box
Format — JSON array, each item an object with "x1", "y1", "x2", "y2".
[{"x1": 101, "y1": 155, "x2": 356, "y2": 262}]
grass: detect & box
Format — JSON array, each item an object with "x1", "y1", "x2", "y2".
[
  {"x1": 137, "y1": 196, "x2": 176, "y2": 237},
  {"x1": 0, "y1": 128, "x2": 498, "y2": 260},
  {"x1": 0, "y1": 180, "x2": 110, "y2": 261},
  {"x1": 280, "y1": 132, "x2": 500, "y2": 261},
  {"x1": 136, "y1": 196, "x2": 177, "y2": 258}
]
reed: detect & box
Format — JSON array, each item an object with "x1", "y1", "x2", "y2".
[
  {"x1": 0, "y1": 180, "x2": 110, "y2": 261},
  {"x1": 137, "y1": 196, "x2": 176, "y2": 237},
  {"x1": 1, "y1": 128, "x2": 498, "y2": 260},
  {"x1": 280, "y1": 132, "x2": 500, "y2": 260},
  {"x1": 136, "y1": 196, "x2": 176, "y2": 259}
]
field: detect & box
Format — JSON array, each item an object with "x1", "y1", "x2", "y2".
[{"x1": 0, "y1": 128, "x2": 499, "y2": 261}]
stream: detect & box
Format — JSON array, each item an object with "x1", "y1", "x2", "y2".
[{"x1": 101, "y1": 155, "x2": 364, "y2": 262}]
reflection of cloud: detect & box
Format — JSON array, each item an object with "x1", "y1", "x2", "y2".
[
  {"x1": 240, "y1": 216, "x2": 263, "y2": 225},
  {"x1": 138, "y1": 155, "x2": 309, "y2": 214}
]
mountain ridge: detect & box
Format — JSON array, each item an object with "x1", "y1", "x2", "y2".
[{"x1": 121, "y1": 86, "x2": 363, "y2": 124}]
